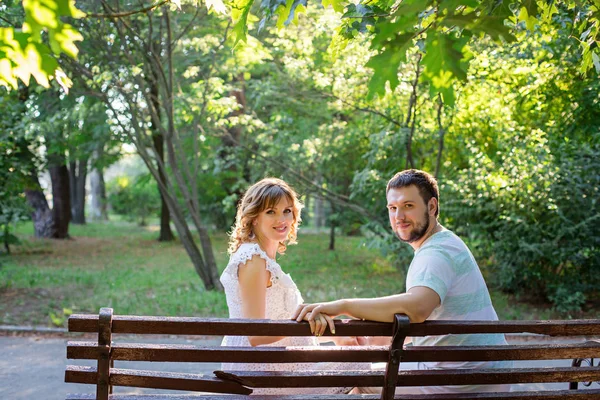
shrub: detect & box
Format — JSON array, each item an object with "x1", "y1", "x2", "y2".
[
  {"x1": 107, "y1": 174, "x2": 160, "y2": 226},
  {"x1": 445, "y1": 140, "x2": 599, "y2": 312}
]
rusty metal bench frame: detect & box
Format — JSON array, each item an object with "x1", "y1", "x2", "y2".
[{"x1": 65, "y1": 308, "x2": 600, "y2": 400}]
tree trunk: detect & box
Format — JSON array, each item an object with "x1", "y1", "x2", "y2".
[
  {"x1": 329, "y1": 221, "x2": 336, "y2": 251},
  {"x1": 24, "y1": 184, "x2": 54, "y2": 238},
  {"x1": 328, "y1": 201, "x2": 336, "y2": 250},
  {"x1": 15, "y1": 85, "x2": 55, "y2": 237},
  {"x1": 89, "y1": 168, "x2": 108, "y2": 221},
  {"x1": 303, "y1": 195, "x2": 311, "y2": 226},
  {"x1": 156, "y1": 176, "x2": 223, "y2": 290},
  {"x1": 90, "y1": 143, "x2": 109, "y2": 221},
  {"x1": 404, "y1": 54, "x2": 422, "y2": 170},
  {"x1": 49, "y1": 162, "x2": 71, "y2": 239},
  {"x1": 314, "y1": 196, "x2": 324, "y2": 228},
  {"x1": 434, "y1": 95, "x2": 446, "y2": 179},
  {"x1": 216, "y1": 73, "x2": 247, "y2": 230},
  {"x1": 69, "y1": 159, "x2": 88, "y2": 225},
  {"x1": 148, "y1": 44, "x2": 174, "y2": 242},
  {"x1": 3, "y1": 223, "x2": 10, "y2": 254},
  {"x1": 20, "y1": 143, "x2": 54, "y2": 237},
  {"x1": 153, "y1": 132, "x2": 174, "y2": 242}
]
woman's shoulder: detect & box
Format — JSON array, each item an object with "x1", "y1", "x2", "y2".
[
  {"x1": 232, "y1": 242, "x2": 261, "y2": 257},
  {"x1": 230, "y1": 242, "x2": 271, "y2": 265}
]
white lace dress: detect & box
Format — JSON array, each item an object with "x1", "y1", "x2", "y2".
[{"x1": 220, "y1": 242, "x2": 366, "y2": 395}]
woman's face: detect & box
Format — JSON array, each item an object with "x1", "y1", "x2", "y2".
[{"x1": 253, "y1": 196, "x2": 294, "y2": 245}]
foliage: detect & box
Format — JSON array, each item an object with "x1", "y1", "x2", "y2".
[
  {"x1": 0, "y1": 88, "x2": 35, "y2": 253},
  {"x1": 107, "y1": 175, "x2": 161, "y2": 226},
  {"x1": 446, "y1": 141, "x2": 599, "y2": 313},
  {"x1": 231, "y1": 0, "x2": 600, "y2": 104},
  {"x1": 0, "y1": 134, "x2": 31, "y2": 254},
  {"x1": 0, "y1": 0, "x2": 84, "y2": 90},
  {"x1": 440, "y1": 28, "x2": 600, "y2": 312}
]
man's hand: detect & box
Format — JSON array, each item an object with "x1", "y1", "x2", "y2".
[{"x1": 292, "y1": 300, "x2": 346, "y2": 336}]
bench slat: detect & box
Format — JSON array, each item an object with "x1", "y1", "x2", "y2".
[
  {"x1": 215, "y1": 366, "x2": 600, "y2": 388},
  {"x1": 67, "y1": 342, "x2": 389, "y2": 362},
  {"x1": 65, "y1": 366, "x2": 252, "y2": 394},
  {"x1": 65, "y1": 390, "x2": 600, "y2": 400},
  {"x1": 66, "y1": 341, "x2": 600, "y2": 363},
  {"x1": 68, "y1": 314, "x2": 600, "y2": 337}
]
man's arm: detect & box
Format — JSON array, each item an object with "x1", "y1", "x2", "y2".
[{"x1": 292, "y1": 286, "x2": 440, "y2": 336}]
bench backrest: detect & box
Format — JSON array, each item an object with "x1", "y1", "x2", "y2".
[{"x1": 65, "y1": 308, "x2": 600, "y2": 399}]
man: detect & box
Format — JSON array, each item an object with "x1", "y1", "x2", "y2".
[{"x1": 293, "y1": 169, "x2": 510, "y2": 394}]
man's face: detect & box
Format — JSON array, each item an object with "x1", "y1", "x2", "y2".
[{"x1": 386, "y1": 185, "x2": 432, "y2": 245}]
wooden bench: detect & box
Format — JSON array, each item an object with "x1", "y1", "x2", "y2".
[{"x1": 65, "y1": 307, "x2": 600, "y2": 399}]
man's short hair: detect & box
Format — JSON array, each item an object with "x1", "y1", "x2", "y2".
[{"x1": 386, "y1": 169, "x2": 439, "y2": 217}]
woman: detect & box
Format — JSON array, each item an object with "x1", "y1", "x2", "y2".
[{"x1": 220, "y1": 178, "x2": 365, "y2": 394}]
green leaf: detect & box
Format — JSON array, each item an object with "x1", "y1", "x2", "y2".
[
  {"x1": 275, "y1": 0, "x2": 307, "y2": 28},
  {"x1": 421, "y1": 31, "x2": 471, "y2": 106},
  {"x1": 231, "y1": 0, "x2": 255, "y2": 45},
  {"x1": 440, "y1": 13, "x2": 478, "y2": 29},
  {"x1": 592, "y1": 51, "x2": 600, "y2": 74},
  {"x1": 371, "y1": 16, "x2": 417, "y2": 49},
  {"x1": 0, "y1": 58, "x2": 18, "y2": 89},
  {"x1": 23, "y1": 0, "x2": 59, "y2": 31},
  {"x1": 322, "y1": 0, "x2": 344, "y2": 13},
  {"x1": 422, "y1": 31, "x2": 467, "y2": 81},
  {"x1": 49, "y1": 24, "x2": 83, "y2": 59},
  {"x1": 392, "y1": 0, "x2": 434, "y2": 17},
  {"x1": 521, "y1": 0, "x2": 539, "y2": 19},
  {"x1": 55, "y1": 0, "x2": 86, "y2": 18},
  {"x1": 472, "y1": 16, "x2": 517, "y2": 42},
  {"x1": 366, "y1": 33, "x2": 413, "y2": 98},
  {"x1": 206, "y1": 0, "x2": 228, "y2": 14},
  {"x1": 518, "y1": 6, "x2": 538, "y2": 31},
  {"x1": 438, "y1": 0, "x2": 479, "y2": 13}
]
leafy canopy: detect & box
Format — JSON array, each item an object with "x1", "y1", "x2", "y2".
[{"x1": 228, "y1": 0, "x2": 600, "y2": 104}]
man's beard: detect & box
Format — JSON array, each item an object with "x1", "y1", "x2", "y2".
[{"x1": 396, "y1": 211, "x2": 430, "y2": 243}]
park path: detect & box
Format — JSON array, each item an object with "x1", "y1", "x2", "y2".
[{"x1": 0, "y1": 333, "x2": 592, "y2": 399}]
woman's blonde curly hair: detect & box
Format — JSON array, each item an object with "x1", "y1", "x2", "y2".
[{"x1": 228, "y1": 178, "x2": 303, "y2": 256}]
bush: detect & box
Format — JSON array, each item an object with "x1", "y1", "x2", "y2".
[
  {"x1": 107, "y1": 174, "x2": 160, "y2": 226},
  {"x1": 445, "y1": 140, "x2": 600, "y2": 312}
]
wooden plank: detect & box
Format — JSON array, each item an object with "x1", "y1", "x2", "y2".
[
  {"x1": 109, "y1": 368, "x2": 252, "y2": 394},
  {"x1": 68, "y1": 315, "x2": 392, "y2": 336},
  {"x1": 67, "y1": 341, "x2": 600, "y2": 363},
  {"x1": 215, "y1": 366, "x2": 600, "y2": 388},
  {"x1": 65, "y1": 390, "x2": 600, "y2": 400},
  {"x1": 66, "y1": 366, "x2": 251, "y2": 394},
  {"x1": 403, "y1": 342, "x2": 600, "y2": 362},
  {"x1": 67, "y1": 342, "x2": 389, "y2": 362},
  {"x1": 68, "y1": 314, "x2": 600, "y2": 337},
  {"x1": 66, "y1": 365, "x2": 97, "y2": 384}
]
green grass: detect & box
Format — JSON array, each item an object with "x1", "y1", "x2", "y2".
[
  {"x1": 0, "y1": 220, "x2": 405, "y2": 327},
  {"x1": 0, "y1": 220, "x2": 593, "y2": 327}
]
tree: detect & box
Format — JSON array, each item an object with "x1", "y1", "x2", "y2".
[{"x1": 63, "y1": 0, "x2": 234, "y2": 290}]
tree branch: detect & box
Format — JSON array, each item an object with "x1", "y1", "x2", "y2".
[
  {"x1": 86, "y1": 0, "x2": 169, "y2": 18},
  {"x1": 405, "y1": 53, "x2": 422, "y2": 169}
]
